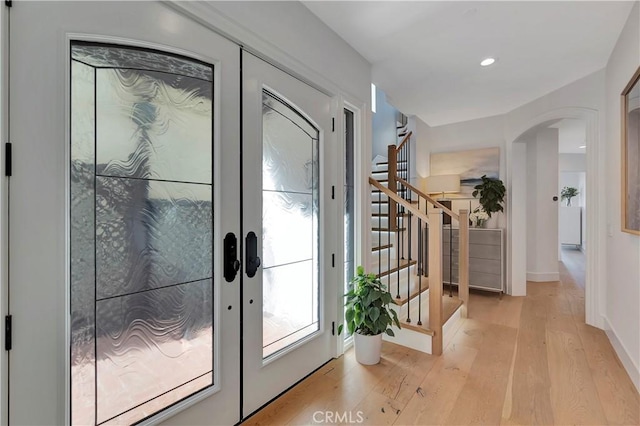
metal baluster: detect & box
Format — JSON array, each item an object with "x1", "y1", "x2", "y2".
[
  {"x1": 406, "y1": 206, "x2": 412, "y2": 323},
  {"x1": 387, "y1": 202, "x2": 391, "y2": 293},
  {"x1": 417, "y1": 214, "x2": 423, "y2": 326},
  {"x1": 378, "y1": 187, "x2": 381, "y2": 277}
]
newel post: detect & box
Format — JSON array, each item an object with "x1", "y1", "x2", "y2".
[
  {"x1": 428, "y1": 208, "x2": 443, "y2": 355},
  {"x1": 458, "y1": 209, "x2": 469, "y2": 319}
]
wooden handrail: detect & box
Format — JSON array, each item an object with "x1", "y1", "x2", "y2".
[
  {"x1": 395, "y1": 177, "x2": 459, "y2": 221},
  {"x1": 369, "y1": 178, "x2": 430, "y2": 225},
  {"x1": 395, "y1": 131, "x2": 412, "y2": 152}
]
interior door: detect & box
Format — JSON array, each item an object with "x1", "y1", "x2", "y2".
[
  {"x1": 7, "y1": 2, "x2": 240, "y2": 425},
  {"x1": 242, "y1": 51, "x2": 337, "y2": 417}
]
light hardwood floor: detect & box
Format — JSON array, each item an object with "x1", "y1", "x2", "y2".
[{"x1": 243, "y1": 262, "x2": 639, "y2": 425}]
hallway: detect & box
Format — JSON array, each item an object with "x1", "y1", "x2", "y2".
[{"x1": 243, "y1": 263, "x2": 639, "y2": 425}]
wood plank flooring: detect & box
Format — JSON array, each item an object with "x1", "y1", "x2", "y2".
[{"x1": 242, "y1": 261, "x2": 639, "y2": 425}]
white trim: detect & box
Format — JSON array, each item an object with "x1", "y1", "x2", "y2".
[
  {"x1": 604, "y1": 317, "x2": 640, "y2": 392},
  {"x1": 164, "y1": 1, "x2": 363, "y2": 102},
  {"x1": 335, "y1": 100, "x2": 366, "y2": 358},
  {"x1": 506, "y1": 107, "x2": 604, "y2": 329},
  {"x1": 526, "y1": 272, "x2": 561, "y2": 282},
  {"x1": 0, "y1": 5, "x2": 8, "y2": 426}
]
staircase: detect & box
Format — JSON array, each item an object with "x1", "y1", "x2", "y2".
[{"x1": 368, "y1": 127, "x2": 470, "y2": 355}]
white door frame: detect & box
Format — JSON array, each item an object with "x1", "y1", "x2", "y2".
[{"x1": 506, "y1": 107, "x2": 604, "y2": 328}]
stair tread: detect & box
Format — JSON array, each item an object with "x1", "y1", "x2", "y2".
[
  {"x1": 392, "y1": 277, "x2": 430, "y2": 306},
  {"x1": 372, "y1": 244, "x2": 393, "y2": 252},
  {"x1": 372, "y1": 212, "x2": 409, "y2": 217},
  {"x1": 371, "y1": 188, "x2": 408, "y2": 193},
  {"x1": 372, "y1": 227, "x2": 406, "y2": 232},
  {"x1": 376, "y1": 259, "x2": 417, "y2": 278},
  {"x1": 395, "y1": 294, "x2": 463, "y2": 336}
]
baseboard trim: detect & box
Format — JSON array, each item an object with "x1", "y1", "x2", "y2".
[
  {"x1": 604, "y1": 316, "x2": 640, "y2": 392},
  {"x1": 526, "y1": 271, "x2": 560, "y2": 282}
]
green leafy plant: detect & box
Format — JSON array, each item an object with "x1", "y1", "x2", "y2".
[
  {"x1": 472, "y1": 175, "x2": 506, "y2": 218},
  {"x1": 338, "y1": 266, "x2": 401, "y2": 337},
  {"x1": 560, "y1": 186, "x2": 579, "y2": 206}
]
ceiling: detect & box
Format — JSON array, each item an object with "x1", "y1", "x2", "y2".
[{"x1": 303, "y1": 1, "x2": 635, "y2": 127}]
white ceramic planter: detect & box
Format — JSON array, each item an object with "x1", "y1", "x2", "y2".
[{"x1": 354, "y1": 333, "x2": 383, "y2": 365}]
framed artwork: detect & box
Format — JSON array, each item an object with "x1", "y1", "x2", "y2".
[
  {"x1": 621, "y1": 66, "x2": 640, "y2": 235},
  {"x1": 430, "y1": 147, "x2": 500, "y2": 197}
]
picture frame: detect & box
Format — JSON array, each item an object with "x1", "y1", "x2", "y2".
[
  {"x1": 430, "y1": 147, "x2": 500, "y2": 197},
  {"x1": 621, "y1": 66, "x2": 640, "y2": 235}
]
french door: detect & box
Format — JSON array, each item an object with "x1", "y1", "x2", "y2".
[
  {"x1": 7, "y1": 2, "x2": 240, "y2": 425},
  {"x1": 241, "y1": 52, "x2": 337, "y2": 417}
]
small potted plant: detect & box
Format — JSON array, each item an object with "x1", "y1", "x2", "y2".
[
  {"x1": 469, "y1": 208, "x2": 489, "y2": 228},
  {"x1": 472, "y1": 175, "x2": 506, "y2": 218},
  {"x1": 560, "y1": 186, "x2": 579, "y2": 206},
  {"x1": 338, "y1": 266, "x2": 401, "y2": 365}
]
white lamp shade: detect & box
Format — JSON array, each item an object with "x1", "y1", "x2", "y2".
[{"x1": 424, "y1": 174, "x2": 460, "y2": 194}]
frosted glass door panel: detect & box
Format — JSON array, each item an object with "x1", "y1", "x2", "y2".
[
  {"x1": 71, "y1": 42, "x2": 214, "y2": 425},
  {"x1": 262, "y1": 191, "x2": 313, "y2": 267},
  {"x1": 262, "y1": 90, "x2": 319, "y2": 359},
  {"x1": 95, "y1": 177, "x2": 212, "y2": 299},
  {"x1": 95, "y1": 68, "x2": 212, "y2": 184}
]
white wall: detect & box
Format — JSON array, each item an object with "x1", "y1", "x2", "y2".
[
  {"x1": 372, "y1": 87, "x2": 399, "y2": 158},
  {"x1": 201, "y1": 1, "x2": 371, "y2": 102},
  {"x1": 559, "y1": 153, "x2": 586, "y2": 172},
  {"x1": 526, "y1": 128, "x2": 560, "y2": 281},
  {"x1": 604, "y1": 1, "x2": 640, "y2": 391},
  {"x1": 511, "y1": 142, "x2": 528, "y2": 295}
]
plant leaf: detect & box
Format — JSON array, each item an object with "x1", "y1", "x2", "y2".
[{"x1": 370, "y1": 306, "x2": 380, "y2": 322}]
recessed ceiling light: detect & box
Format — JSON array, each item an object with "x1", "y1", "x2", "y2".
[
  {"x1": 579, "y1": 145, "x2": 586, "y2": 149},
  {"x1": 480, "y1": 58, "x2": 496, "y2": 67}
]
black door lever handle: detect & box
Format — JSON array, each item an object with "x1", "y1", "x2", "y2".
[
  {"x1": 224, "y1": 233, "x2": 240, "y2": 282},
  {"x1": 246, "y1": 231, "x2": 261, "y2": 278}
]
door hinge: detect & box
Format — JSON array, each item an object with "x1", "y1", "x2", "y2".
[
  {"x1": 5, "y1": 142, "x2": 12, "y2": 177},
  {"x1": 5, "y1": 315, "x2": 12, "y2": 351},
  {"x1": 331, "y1": 185, "x2": 335, "y2": 200},
  {"x1": 4, "y1": 1, "x2": 11, "y2": 8},
  {"x1": 332, "y1": 253, "x2": 335, "y2": 268},
  {"x1": 331, "y1": 321, "x2": 335, "y2": 336},
  {"x1": 332, "y1": 117, "x2": 335, "y2": 132}
]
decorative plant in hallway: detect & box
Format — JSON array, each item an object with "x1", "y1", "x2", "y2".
[
  {"x1": 339, "y1": 266, "x2": 401, "y2": 365},
  {"x1": 561, "y1": 186, "x2": 579, "y2": 206},
  {"x1": 472, "y1": 175, "x2": 506, "y2": 218},
  {"x1": 339, "y1": 266, "x2": 400, "y2": 336},
  {"x1": 469, "y1": 208, "x2": 489, "y2": 228}
]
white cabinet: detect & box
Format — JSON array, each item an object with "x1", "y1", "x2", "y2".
[{"x1": 559, "y1": 206, "x2": 582, "y2": 247}]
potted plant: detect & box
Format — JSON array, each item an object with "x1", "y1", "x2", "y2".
[
  {"x1": 469, "y1": 208, "x2": 489, "y2": 228},
  {"x1": 472, "y1": 175, "x2": 506, "y2": 218},
  {"x1": 561, "y1": 186, "x2": 579, "y2": 206},
  {"x1": 338, "y1": 266, "x2": 401, "y2": 365}
]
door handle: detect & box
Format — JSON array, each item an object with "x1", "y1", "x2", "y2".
[
  {"x1": 245, "y1": 231, "x2": 261, "y2": 278},
  {"x1": 224, "y1": 232, "x2": 240, "y2": 282}
]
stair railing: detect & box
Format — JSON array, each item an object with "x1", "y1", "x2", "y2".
[{"x1": 370, "y1": 130, "x2": 469, "y2": 354}]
